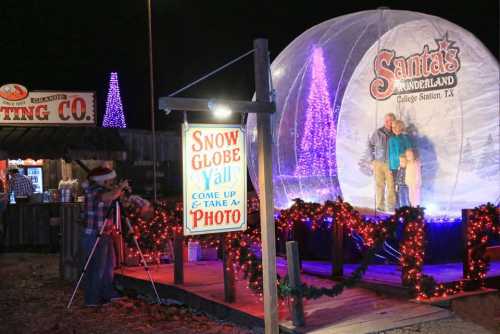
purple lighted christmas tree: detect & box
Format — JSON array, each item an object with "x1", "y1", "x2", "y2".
[
  {"x1": 295, "y1": 47, "x2": 335, "y2": 177},
  {"x1": 103, "y1": 72, "x2": 127, "y2": 128}
]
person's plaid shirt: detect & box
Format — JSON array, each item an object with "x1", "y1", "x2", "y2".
[
  {"x1": 9, "y1": 174, "x2": 35, "y2": 197},
  {"x1": 84, "y1": 184, "x2": 112, "y2": 232}
]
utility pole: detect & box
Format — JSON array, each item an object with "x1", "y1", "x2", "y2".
[
  {"x1": 254, "y1": 38, "x2": 279, "y2": 334},
  {"x1": 146, "y1": 0, "x2": 158, "y2": 201}
]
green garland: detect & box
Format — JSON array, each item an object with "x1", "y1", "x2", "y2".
[
  {"x1": 278, "y1": 243, "x2": 380, "y2": 299},
  {"x1": 278, "y1": 214, "x2": 397, "y2": 300}
]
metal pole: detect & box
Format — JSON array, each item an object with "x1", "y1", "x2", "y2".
[
  {"x1": 254, "y1": 38, "x2": 279, "y2": 334},
  {"x1": 146, "y1": 0, "x2": 158, "y2": 201}
]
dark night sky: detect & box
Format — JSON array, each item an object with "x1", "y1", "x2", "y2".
[{"x1": 1, "y1": 0, "x2": 498, "y2": 130}]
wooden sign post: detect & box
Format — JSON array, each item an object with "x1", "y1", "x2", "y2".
[
  {"x1": 254, "y1": 38, "x2": 279, "y2": 334},
  {"x1": 158, "y1": 38, "x2": 278, "y2": 333}
]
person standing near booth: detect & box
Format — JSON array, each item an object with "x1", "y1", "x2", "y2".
[
  {"x1": 8, "y1": 168, "x2": 35, "y2": 202},
  {"x1": 81, "y1": 166, "x2": 129, "y2": 307}
]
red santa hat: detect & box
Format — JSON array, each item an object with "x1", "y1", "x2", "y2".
[{"x1": 87, "y1": 166, "x2": 116, "y2": 182}]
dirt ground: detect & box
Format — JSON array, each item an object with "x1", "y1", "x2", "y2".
[
  {"x1": 0, "y1": 253, "x2": 256, "y2": 334},
  {"x1": 1, "y1": 253, "x2": 499, "y2": 334}
]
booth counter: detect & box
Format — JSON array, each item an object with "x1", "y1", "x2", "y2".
[{"x1": 2, "y1": 202, "x2": 82, "y2": 252}]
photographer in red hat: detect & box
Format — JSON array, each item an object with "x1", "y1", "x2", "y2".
[{"x1": 81, "y1": 166, "x2": 129, "y2": 307}]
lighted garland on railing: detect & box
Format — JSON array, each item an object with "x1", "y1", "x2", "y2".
[
  {"x1": 276, "y1": 199, "x2": 324, "y2": 232},
  {"x1": 223, "y1": 230, "x2": 264, "y2": 296},
  {"x1": 124, "y1": 200, "x2": 183, "y2": 264},
  {"x1": 464, "y1": 203, "x2": 500, "y2": 287},
  {"x1": 276, "y1": 198, "x2": 394, "y2": 247},
  {"x1": 276, "y1": 199, "x2": 398, "y2": 300},
  {"x1": 398, "y1": 206, "x2": 428, "y2": 296},
  {"x1": 124, "y1": 196, "x2": 499, "y2": 301},
  {"x1": 399, "y1": 203, "x2": 499, "y2": 300},
  {"x1": 206, "y1": 198, "x2": 265, "y2": 295},
  {"x1": 398, "y1": 206, "x2": 467, "y2": 299},
  {"x1": 123, "y1": 197, "x2": 266, "y2": 294}
]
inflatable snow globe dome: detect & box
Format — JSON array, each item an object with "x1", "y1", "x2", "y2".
[{"x1": 246, "y1": 9, "x2": 499, "y2": 215}]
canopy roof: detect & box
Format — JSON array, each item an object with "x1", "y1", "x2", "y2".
[{"x1": 0, "y1": 126, "x2": 127, "y2": 161}]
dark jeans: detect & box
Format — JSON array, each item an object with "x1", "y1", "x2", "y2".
[
  {"x1": 397, "y1": 185, "x2": 410, "y2": 208},
  {"x1": 81, "y1": 231, "x2": 119, "y2": 305}
]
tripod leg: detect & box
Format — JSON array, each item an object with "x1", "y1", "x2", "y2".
[
  {"x1": 125, "y1": 218, "x2": 162, "y2": 304},
  {"x1": 115, "y1": 201, "x2": 125, "y2": 269},
  {"x1": 66, "y1": 222, "x2": 107, "y2": 309}
]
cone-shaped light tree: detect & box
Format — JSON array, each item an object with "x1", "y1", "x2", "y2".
[
  {"x1": 295, "y1": 47, "x2": 335, "y2": 177},
  {"x1": 103, "y1": 72, "x2": 127, "y2": 128}
]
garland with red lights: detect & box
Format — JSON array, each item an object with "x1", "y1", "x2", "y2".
[
  {"x1": 463, "y1": 203, "x2": 500, "y2": 287},
  {"x1": 214, "y1": 198, "x2": 264, "y2": 295},
  {"x1": 399, "y1": 203, "x2": 500, "y2": 300},
  {"x1": 277, "y1": 199, "x2": 398, "y2": 300},
  {"x1": 124, "y1": 195, "x2": 499, "y2": 301},
  {"x1": 123, "y1": 197, "x2": 266, "y2": 295},
  {"x1": 276, "y1": 198, "x2": 394, "y2": 247},
  {"x1": 278, "y1": 221, "x2": 395, "y2": 300},
  {"x1": 398, "y1": 206, "x2": 428, "y2": 296},
  {"x1": 223, "y1": 231, "x2": 264, "y2": 295},
  {"x1": 124, "y1": 200, "x2": 183, "y2": 264}
]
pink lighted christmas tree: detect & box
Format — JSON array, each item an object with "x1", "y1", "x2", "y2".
[
  {"x1": 103, "y1": 72, "x2": 127, "y2": 128},
  {"x1": 295, "y1": 47, "x2": 335, "y2": 177}
]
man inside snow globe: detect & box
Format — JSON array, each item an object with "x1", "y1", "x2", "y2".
[{"x1": 368, "y1": 113, "x2": 396, "y2": 212}]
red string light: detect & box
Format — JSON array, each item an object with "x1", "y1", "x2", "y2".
[{"x1": 124, "y1": 196, "x2": 499, "y2": 301}]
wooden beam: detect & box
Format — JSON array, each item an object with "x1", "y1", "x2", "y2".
[
  {"x1": 158, "y1": 97, "x2": 274, "y2": 114},
  {"x1": 286, "y1": 241, "x2": 305, "y2": 327},
  {"x1": 462, "y1": 209, "x2": 470, "y2": 279},
  {"x1": 331, "y1": 219, "x2": 344, "y2": 279},
  {"x1": 254, "y1": 38, "x2": 279, "y2": 334},
  {"x1": 174, "y1": 235, "x2": 184, "y2": 284},
  {"x1": 74, "y1": 160, "x2": 90, "y2": 173},
  {"x1": 222, "y1": 236, "x2": 236, "y2": 303}
]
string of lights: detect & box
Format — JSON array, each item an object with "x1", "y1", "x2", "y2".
[
  {"x1": 123, "y1": 196, "x2": 499, "y2": 301},
  {"x1": 103, "y1": 72, "x2": 127, "y2": 128},
  {"x1": 295, "y1": 47, "x2": 336, "y2": 177}
]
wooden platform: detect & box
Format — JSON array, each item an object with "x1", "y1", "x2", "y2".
[{"x1": 116, "y1": 261, "x2": 453, "y2": 333}]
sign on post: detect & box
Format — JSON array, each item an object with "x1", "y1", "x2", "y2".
[
  {"x1": 182, "y1": 124, "x2": 247, "y2": 236},
  {"x1": 0, "y1": 83, "x2": 95, "y2": 126}
]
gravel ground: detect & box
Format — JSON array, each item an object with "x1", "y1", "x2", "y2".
[
  {"x1": 0, "y1": 253, "x2": 256, "y2": 334},
  {"x1": 0, "y1": 253, "x2": 498, "y2": 334},
  {"x1": 383, "y1": 317, "x2": 494, "y2": 334}
]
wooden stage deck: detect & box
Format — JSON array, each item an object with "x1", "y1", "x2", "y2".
[{"x1": 116, "y1": 260, "x2": 455, "y2": 333}]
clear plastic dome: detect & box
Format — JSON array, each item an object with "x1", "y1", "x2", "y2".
[{"x1": 246, "y1": 9, "x2": 499, "y2": 215}]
